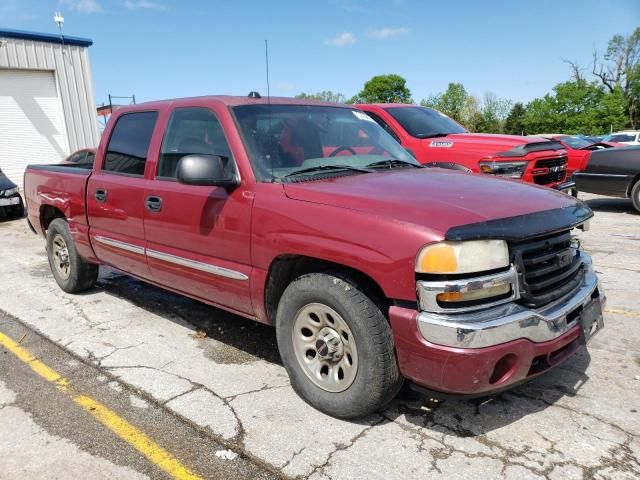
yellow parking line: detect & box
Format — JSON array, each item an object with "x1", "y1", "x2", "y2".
[
  {"x1": 605, "y1": 307, "x2": 640, "y2": 318},
  {"x1": 0, "y1": 331, "x2": 202, "y2": 480}
]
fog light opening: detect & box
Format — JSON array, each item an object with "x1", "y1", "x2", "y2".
[{"x1": 489, "y1": 354, "x2": 518, "y2": 385}]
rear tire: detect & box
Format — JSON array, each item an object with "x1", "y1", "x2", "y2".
[
  {"x1": 631, "y1": 180, "x2": 640, "y2": 213},
  {"x1": 276, "y1": 272, "x2": 403, "y2": 419},
  {"x1": 46, "y1": 218, "x2": 98, "y2": 293}
]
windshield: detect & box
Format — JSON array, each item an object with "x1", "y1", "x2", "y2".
[
  {"x1": 559, "y1": 136, "x2": 594, "y2": 149},
  {"x1": 233, "y1": 104, "x2": 418, "y2": 181},
  {"x1": 386, "y1": 106, "x2": 467, "y2": 138},
  {"x1": 604, "y1": 133, "x2": 637, "y2": 142}
]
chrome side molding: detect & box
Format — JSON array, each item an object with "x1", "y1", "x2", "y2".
[
  {"x1": 94, "y1": 235, "x2": 145, "y2": 255},
  {"x1": 92, "y1": 235, "x2": 248, "y2": 281},
  {"x1": 146, "y1": 249, "x2": 249, "y2": 281}
]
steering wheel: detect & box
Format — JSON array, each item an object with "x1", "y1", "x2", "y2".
[{"x1": 329, "y1": 146, "x2": 357, "y2": 157}]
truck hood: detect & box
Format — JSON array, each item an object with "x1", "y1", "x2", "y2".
[
  {"x1": 283, "y1": 169, "x2": 583, "y2": 239},
  {"x1": 0, "y1": 170, "x2": 17, "y2": 191},
  {"x1": 423, "y1": 133, "x2": 556, "y2": 157}
]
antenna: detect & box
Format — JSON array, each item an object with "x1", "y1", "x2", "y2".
[
  {"x1": 263, "y1": 39, "x2": 276, "y2": 181},
  {"x1": 54, "y1": 11, "x2": 65, "y2": 52},
  {"x1": 265, "y1": 39, "x2": 271, "y2": 102}
]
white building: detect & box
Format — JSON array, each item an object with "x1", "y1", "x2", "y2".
[{"x1": 0, "y1": 28, "x2": 99, "y2": 184}]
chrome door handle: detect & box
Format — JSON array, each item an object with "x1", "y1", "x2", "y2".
[
  {"x1": 145, "y1": 196, "x2": 163, "y2": 212},
  {"x1": 95, "y1": 189, "x2": 107, "y2": 202}
]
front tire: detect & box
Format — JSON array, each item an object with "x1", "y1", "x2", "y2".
[
  {"x1": 46, "y1": 218, "x2": 98, "y2": 293},
  {"x1": 276, "y1": 273, "x2": 402, "y2": 418},
  {"x1": 631, "y1": 180, "x2": 640, "y2": 213}
]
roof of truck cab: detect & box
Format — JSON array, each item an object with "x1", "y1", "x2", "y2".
[
  {"x1": 115, "y1": 95, "x2": 353, "y2": 112},
  {"x1": 357, "y1": 103, "x2": 419, "y2": 108}
]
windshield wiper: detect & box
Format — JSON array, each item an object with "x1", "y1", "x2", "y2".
[
  {"x1": 283, "y1": 164, "x2": 373, "y2": 179},
  {"x1": 415, "y1": 132, "x2": 452, "y2": 139},
  {"x1": 365, "y1": 159, "x2": 424, "y2": 169}
]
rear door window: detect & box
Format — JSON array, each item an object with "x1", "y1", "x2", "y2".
[{"x1": 104, "y1": 111, "x2": 158, "y2": 176}]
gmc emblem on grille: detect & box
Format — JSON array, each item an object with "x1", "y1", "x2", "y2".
[
  {"x1": 550, "y1": 165, "x2": 566, "y2": 172},
  {"x1": 557, "y1": 251, "x2": 573, "y2": 268}
]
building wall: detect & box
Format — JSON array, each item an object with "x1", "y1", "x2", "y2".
[{"x1": 0, "y1": 36, "x2": 99, "y2": 153}]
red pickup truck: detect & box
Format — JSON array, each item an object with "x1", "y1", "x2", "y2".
[
  {"x1": 356, "y1": 104, "x2": 574, "y2": 191},
  {"x1": 24, "y1": 95, "x2": 604, "y2": 418}
]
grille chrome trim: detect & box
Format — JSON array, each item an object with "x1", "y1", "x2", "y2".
[
  {"x1": 510, "y1": 231, "x2": 585, "y2": 308},
  {"x1": 417, "y1": 253, "x2": 602, "y2": 348}
]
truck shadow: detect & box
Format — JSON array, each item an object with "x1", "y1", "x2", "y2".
[
  {"x1": 584, "y1": 197, "x2": 637, "y2": 214},
  {"x1": 386, "y1": 349, "x2": 591, "y2": 436},
  {"x1": 91, "y1": 268, "x2": 282, "y2": 365},
  {"x1": 86, "y1": 267, "x2": 591, "y2": 434}
]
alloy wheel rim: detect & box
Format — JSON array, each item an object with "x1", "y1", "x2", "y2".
[
  {"x1": 52, "y1": 234, "x2": 71, "y2": 279},
  {"x1": 291, "y1": 303, "x2": 358, "y2": 393}
]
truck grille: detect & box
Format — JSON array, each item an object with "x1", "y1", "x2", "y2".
[
  {"x1": 510, "y1": 230, "x2": 584, "y2": 308},
  {"x1": 532, "y1": 156, "x2": 568, "y2": 185}
]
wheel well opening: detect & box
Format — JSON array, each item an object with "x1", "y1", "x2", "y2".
[
  {"x1": 628, "y1": 174, "x2": 640, "y2": 197},
  {"x1": 40, "y1": 205, "x2": 66, "y2": 232},
  {"x1": 265, "y1": 255, "x2": 389, "y2": 324}
]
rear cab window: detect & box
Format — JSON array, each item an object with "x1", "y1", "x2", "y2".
[
  {"x1": 68, "y1": 151, "x2": 87, "y2": 163},
  {"x1": 103, "y1": 111, "x2": 158, "y2": 176}
]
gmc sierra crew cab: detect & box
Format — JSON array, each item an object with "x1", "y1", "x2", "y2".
[
  {"x1": 24, "y1": 95, "x2": 604, "y2": 418},
  {"x1": 357, "y1": 103, "x2": 574, "y2": 191}
]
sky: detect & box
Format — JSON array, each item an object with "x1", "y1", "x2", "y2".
[{"x1": 1, "y1": 0, "x2": 639, "y2": 107}]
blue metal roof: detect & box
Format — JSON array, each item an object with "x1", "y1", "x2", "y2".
[{"x1": 0, "y1": 28, "x2": 92, "y2": 47}]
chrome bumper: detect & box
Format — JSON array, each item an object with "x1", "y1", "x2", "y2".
[
  {"x1": 417, "y1": 254, "x2": 603, "y2": 348},
  {"x1": 554, "y1": 180, "x2": 576, "y2": 192}
]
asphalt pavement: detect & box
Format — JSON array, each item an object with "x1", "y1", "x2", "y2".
[{"x1": 0, "y1": 192, "x2": 639, "y2": 480}]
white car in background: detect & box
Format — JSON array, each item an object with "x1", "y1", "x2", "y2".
[{"x1": 603, "y1": 130, "x2": 640, "y2": 145}]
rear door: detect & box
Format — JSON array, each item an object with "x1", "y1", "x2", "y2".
[
  {"x1": 142, "y1": 105, "x2": 253, "y2": 315},
  {"x1": 86, "y1": 111, "x2": 160, "y2": 279}
]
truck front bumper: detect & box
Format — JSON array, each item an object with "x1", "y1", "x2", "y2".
[
  {"x1": 389, "y1": 259, "x2": 604, "y2": 396},
  {"x1": 553, "y1": 180, "x2": 576, "y2": 193}
]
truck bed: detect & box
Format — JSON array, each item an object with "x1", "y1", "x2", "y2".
[{"x1": 24, "y1": 163, "x2": 93, "y2": 251}]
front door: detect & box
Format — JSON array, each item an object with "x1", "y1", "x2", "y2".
[
  {"x1": 142, "y1": 106, "x2": 253, "y2": 315},
  {"x1": 87, "y1": 111, "x2": 159, "y2": 279}
]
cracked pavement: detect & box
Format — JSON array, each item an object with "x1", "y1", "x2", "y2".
[{"x1": 0, "y1": 192, "x2": 639, "y2": 479}]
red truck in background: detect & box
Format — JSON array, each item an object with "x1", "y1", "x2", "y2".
[
  {"x1": 24, "y1": 95, "x2": 604, "y2": 419},
  {"x1": 356, "y1": 104, "x2": 574, "y2": 191},
  {"x1": 537, "y1": 134, "x2": 624, "y2": 179}
]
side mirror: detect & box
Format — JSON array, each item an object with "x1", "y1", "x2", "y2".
[{"x1": 176, "y1": 155, "x2": 240, "y2": 188}]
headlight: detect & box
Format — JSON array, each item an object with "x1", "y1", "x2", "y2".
[
  {"x1": 479, "y1": 161, "x2": 527, "y2": 178},
  {"x1": 2, "y1": 187, "x2": 18, "y2": 196},
  {"x1": 417, "y1": 267, "x2": 517, "y2": 312},
  {"x1": 416, "y1": 240, "x2": 509, "y2": 274}
]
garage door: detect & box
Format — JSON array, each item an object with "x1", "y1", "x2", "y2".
[{"x1": 0, "y1": 69, "x2": 69, "y2": 185}]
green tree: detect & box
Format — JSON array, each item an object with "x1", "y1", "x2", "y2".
[
  {"x1": 461, "y1": 95, "x2": 483, "y2": 132},
  {"x1": 295, "y1": 91, "x2": 347, "y2": 103},
  {"x1": 356, "y1": 74, "x2": 412, "y2": 103},
  {"x1": 475, "y1": 92, "x2": 512, "y2": 133},
  {"x1": 504, "y1": 103, "x2": 527, "y2": 135},
  {"x1": 592, "y1": 27, "x2": 640, "y2": 127},
  {"x1": 420, "y1": 84, "x2": 511, "y2": 133},
  {"x1": 421, "y1": 83, "x2": 468, "y2": 122},
  {"x1": 523, "y1": 80, "x2": 627, "y2": 134}
]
